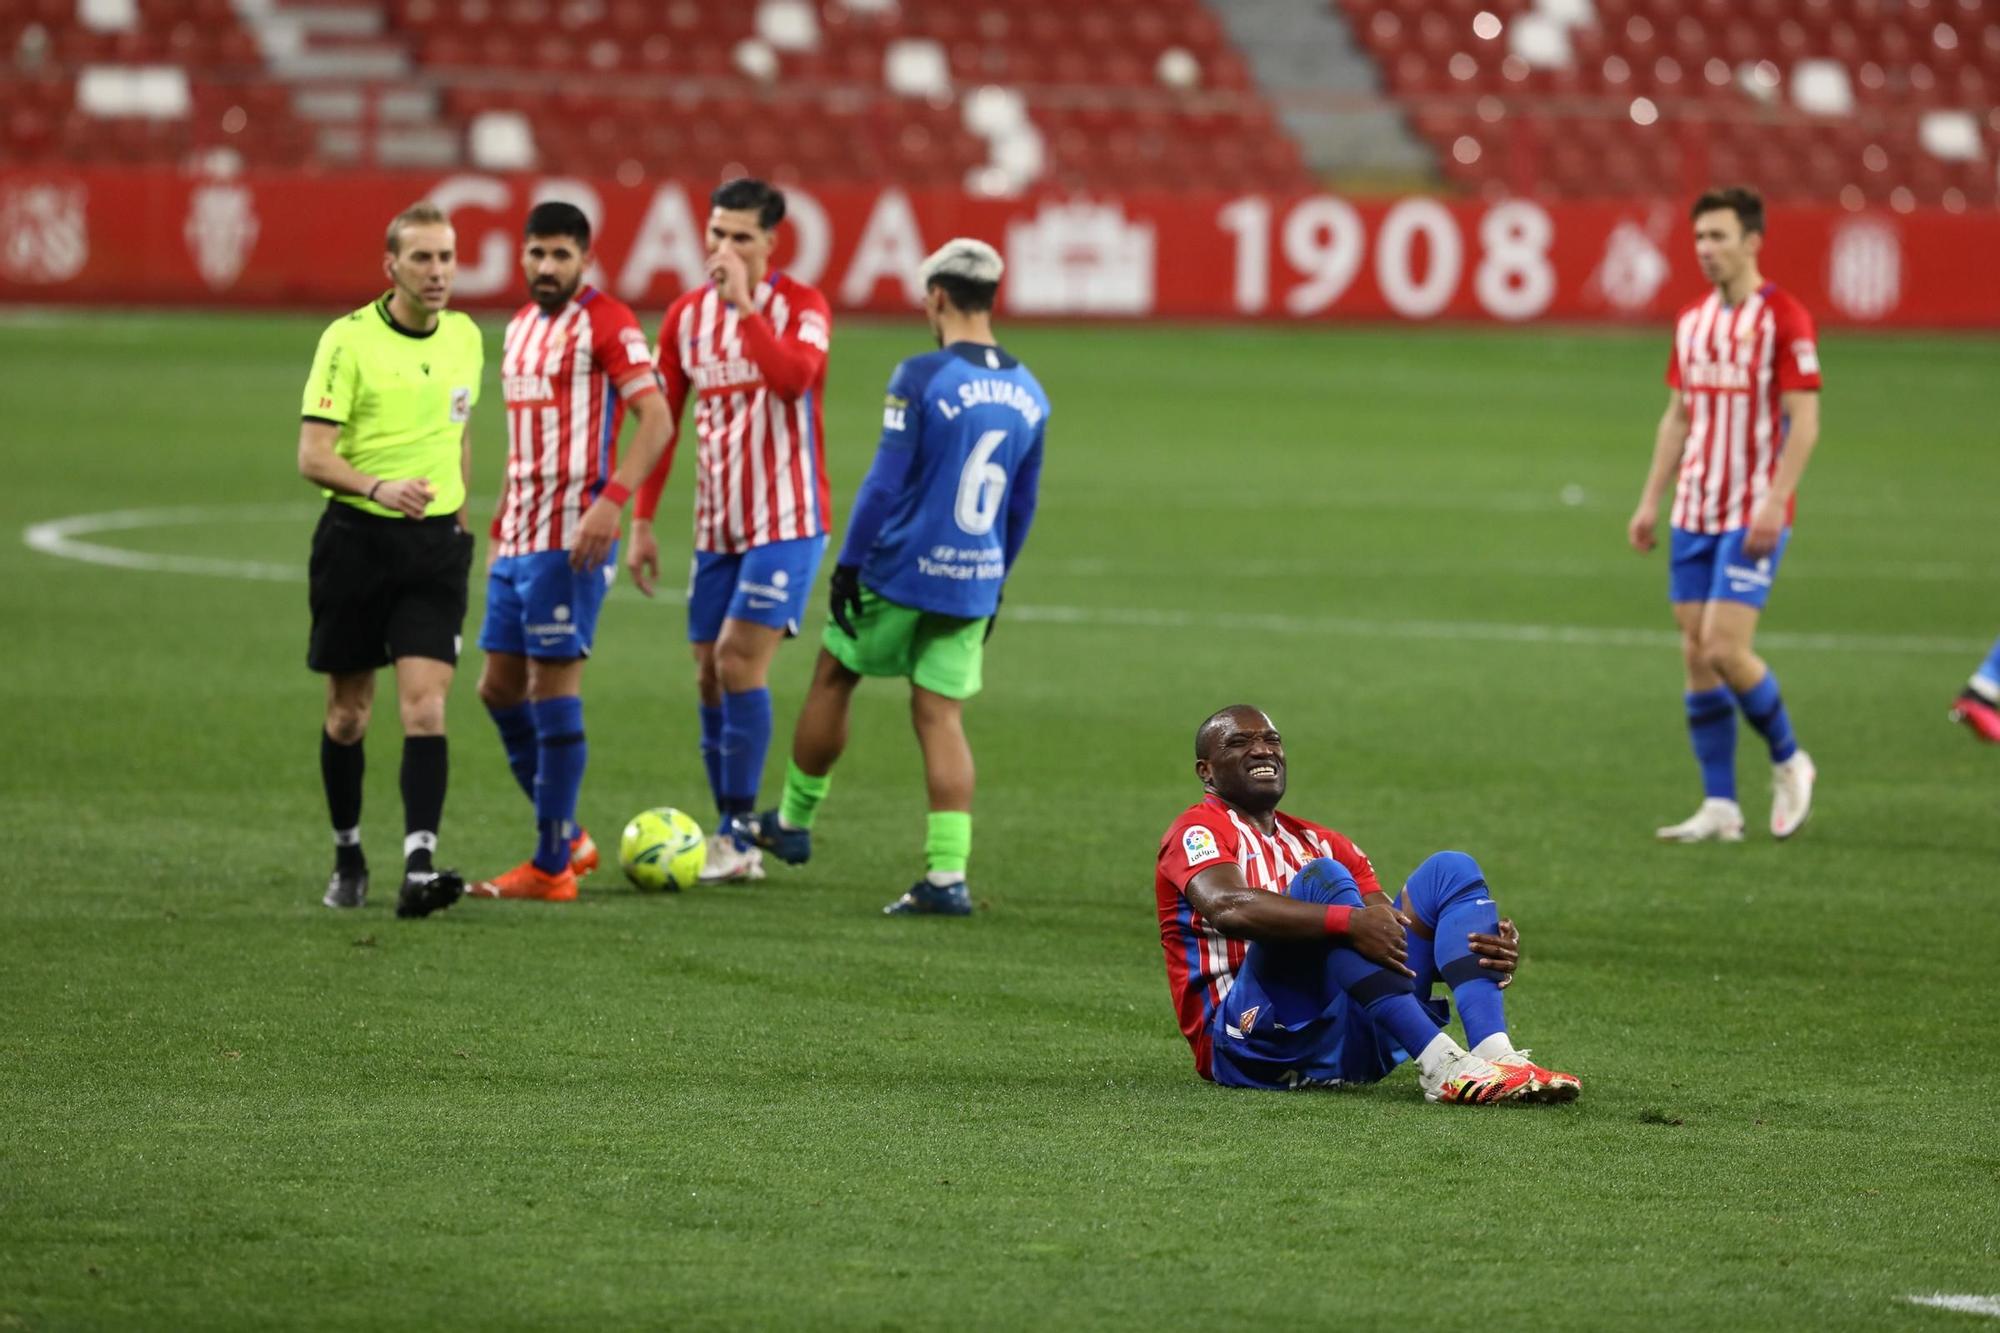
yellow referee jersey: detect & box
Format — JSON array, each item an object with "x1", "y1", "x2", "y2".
[{"x1": 302, "y1": 295, "x2": 484, "y2": 519}]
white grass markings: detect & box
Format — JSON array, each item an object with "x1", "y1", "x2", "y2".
[
  {"x1": 24, "y1": 503, "x2": 315, "y2": 582},
  {"x1": 21, "y1": 503, "x2": 1986, "y2": 659},
  {"x1": 1906, "y1": 1294, "x2": 2000, "y2": 1318}
]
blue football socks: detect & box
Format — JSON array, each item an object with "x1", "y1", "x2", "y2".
[
  {"x1": 1685, "y1": 686, "x2": 1739, "y2": 800},
  {"x1": 1732, "y1": 671, "x2": 1799, "y2": 763},
  {"x1": 1286, "y1": 861, "x2": 1445, "y2": 1059},
  {"x1": 1402, "y1": 852, "x2": 1509, "y2": 1050},
  {"x1": 487, "y1": 701, "x2": 539, "y2": 803},
  {"x1": 699, "y1": 702, "x2": 726, "y2": 813},
  {"x1": 530, "y1": 695, "x2": 586, "y2": 875},
  {"x1": 719, "y1": 687, "x2": 771, "y2": 819}
]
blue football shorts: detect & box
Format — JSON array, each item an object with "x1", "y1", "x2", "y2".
[
  {"x1": 479, "y1": 546, "x2": 616, "y2": 660},
  {"x1": 1668, "y1": 526, "x2": 1791, "y2": 610},
  {"x1": 686, "y1": 534, "x2": 828, "y2": 643}
]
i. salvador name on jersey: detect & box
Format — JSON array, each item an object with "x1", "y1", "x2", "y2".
[
  {"x1": 494, "y1": 286, "x2": 657, "y2": 557},
  {"x1": 1154, "y1": 795, "x2": 1381, "y2": 1077},
  {"x1": 861, "y1": 344, "x2": 1049, "y2": 619}
]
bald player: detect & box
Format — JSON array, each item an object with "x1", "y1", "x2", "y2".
[{"x1": 1155, "y1": 705, "x2": 1581, "y2": 1103}]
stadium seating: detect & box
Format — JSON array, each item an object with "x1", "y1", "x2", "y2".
[
  {"x1": 5, "y1": 0, "x2": 1992, "y2": 207},
  {"x1": 1340, "y1": 0, "x2": 1999, "y2": 208},
  {"x1": 3, "y1": 0, "x2": 1309, "y2": 194}
]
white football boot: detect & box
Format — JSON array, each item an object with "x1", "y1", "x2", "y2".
[
  {"x1": 1655, "y1": 797, "x2": 1745, "y2": 843},
  {"x1": 1770, "y1": 750, "x2": 1816, "y2": 840},
  {"x1": 696, "y1": 831, "x2": 766, "y2": 883}
]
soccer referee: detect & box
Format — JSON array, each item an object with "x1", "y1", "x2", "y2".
[{"x1": 297, "y1": 201, "x2": 483, "y2": 918}]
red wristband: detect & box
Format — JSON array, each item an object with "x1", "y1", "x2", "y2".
[
  {"x1": 1323, "y1": 903, "x2": 1353, "y2": 936},
  {"x1": 599, "y1": 480, "x2": 631, "y2": 508}
]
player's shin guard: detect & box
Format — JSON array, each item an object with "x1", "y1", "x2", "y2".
[
  {"x1": 699, "y1": 703, "x2": 726, "y2": 813},
  {"x1": 1732, "y1": 671, "x2": 1798, "y2": 764},
  {"x1": 1401, "y1": 852, "x2": 1508, "y2": 1049},
  {"x1": 400, "y1": 735, "x2": 447, "y2": 872},
  {"x1": 1685, "y1": 686, "x2": 1739, "y2": 800},
  {"x1": 718, "y1": 688, "x2": 771, "y2": 817},
  {"x1": 486, "y1": 701, "x2": 539, "y2": 802},
  {"x1": 780, "y1": 759, "x2": 831, "y2": 830},
  {"x1": 925, "y1": 810, "x2": 971, "y2": 880},
  {"x1": 530, "y1": 696, "x2": 586, "y2": 875}
]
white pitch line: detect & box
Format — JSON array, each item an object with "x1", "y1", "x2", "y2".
[
  {"x1": 1906, "y1": 1294, "x2": 2000, "y2": 1318},
  {"x1": 23, "y1": 503, "x2": 318, "y2": 582},
  {"x1": 1005, "y1": 602, "x2": 1981, "y2": 657},
  {"x1": 19, "y1": 504, "x2": 1989, "y2": 658}
]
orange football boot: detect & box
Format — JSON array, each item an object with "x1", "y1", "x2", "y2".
[
  {"x1": 468, "y1": 860, "x2": 578, "y2": 902},
  {"x1": 1492, "y1": 1050, "x2": 1582, "y2": 1103}
]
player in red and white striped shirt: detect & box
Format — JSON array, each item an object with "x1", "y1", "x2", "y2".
[
  {"x1": 1155, "y1": 705, "x2": 1577, "y2": 1103},
  {"x1": 1628, "y1": 187, "x2": 1822, "y2": 845},
  {"x1": 469, "y1": 201, "x2": 673, "y2": 902},
  {"x1": 628, "y1": 179, "x2": 833, "y2": 882}
]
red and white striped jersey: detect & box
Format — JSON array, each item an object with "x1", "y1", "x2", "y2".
[
  {"x1": 1155, "y1": 795, "x2": 1382, "y2": 1079},
  {"x1": 1666, "y1": 282, "x2": 1822, "y2": 534},
  {"x1": 635, "y1": 272, "x2": 832, "y2": 554},
  {"x1": 493, "y1": 286, "x2": 660, "y2": 557}
]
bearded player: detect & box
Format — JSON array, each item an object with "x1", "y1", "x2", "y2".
[
  {"x1": 1627, "y1": 187, "x2": 1821, "y2": 844},
  {"x1": 629, "y1": 178, "x2": 833, "y2": 883},
  {"x1": 1157, "y1": 705, "x2": 1580, "y2": 1104},
  {"x1": 467, "y1": 200, "x2": 673, "y2": 901}
]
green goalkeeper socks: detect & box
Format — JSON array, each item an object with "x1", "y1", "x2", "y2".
[
  {"x1": 779, "y1": 760, "x2": 831, "y2": 830},
  {"x1": 925, "y1": 810, "x2": 971, "y2": 878}
]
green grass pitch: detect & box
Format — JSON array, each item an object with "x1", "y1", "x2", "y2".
[{"x1": 2, "y1": 309, "x2": 1997, "y2": 1330}]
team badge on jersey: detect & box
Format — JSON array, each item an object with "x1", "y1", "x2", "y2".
[{"x1": 1182, "y1": 825, "x2": 1220, "y2": 866}]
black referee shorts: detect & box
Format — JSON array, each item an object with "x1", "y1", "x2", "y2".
[{"x1": 307, "y1": 500, "x2": 473, "y2": 674}]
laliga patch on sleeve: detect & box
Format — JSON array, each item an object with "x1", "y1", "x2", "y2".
[
  {"x1": 1792, "y1": 340, "x2": 1819, "y2": 375},
  {"x1": 797, "y1": 311, "x2": 830, "y2": 351},
  {"x1": 1182, "y1": 825, "x2": 1221, "y2": 867},
  {"x1": 620, "y1": 329, "x2": 652, "y2": 369},
  {"x1": 449, "y1": 387, "x2": 472, "y2": 423}
]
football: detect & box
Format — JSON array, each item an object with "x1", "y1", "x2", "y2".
[{"x1": 619, "y1": 807, "x2": 706, "y2": 891}]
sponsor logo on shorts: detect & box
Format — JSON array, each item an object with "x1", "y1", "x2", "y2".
[
  {"x1": 746, "y1": 599, "x2": 775, "y2": 611},
  {"x1": 1183, "y1": 825, "x2": 1220, "y2": 866},
  {"x1": 738, "y1": 580, "x2": 791, "y2": 603},
  {"x1": 1723, "y1": 562, "x2": 1773, "y2": 589},
  {"x1": 525, "y1": 622, "x2": 578, "y2": 637}
]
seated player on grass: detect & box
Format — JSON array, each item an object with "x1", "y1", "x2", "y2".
[{"x1": 1156, "y1": 704, "x2": 1581, "y2": 1104}]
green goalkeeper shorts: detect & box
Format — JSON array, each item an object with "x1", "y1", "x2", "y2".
[{"x1": 822, "y1": 588, "x2": 989, "y2": 699}]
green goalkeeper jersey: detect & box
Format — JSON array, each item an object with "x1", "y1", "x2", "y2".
[{"x1": 302, "y1": 294, "x2": 484, "y2": 519}]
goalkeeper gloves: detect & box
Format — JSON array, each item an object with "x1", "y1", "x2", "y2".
[{"x1": 828, "y1": 564, "x2": 863, "y2": 638}]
